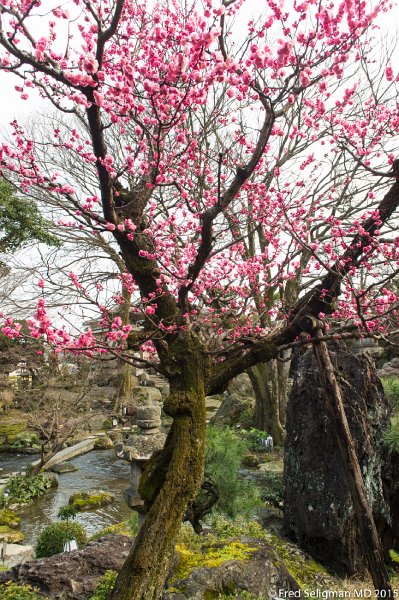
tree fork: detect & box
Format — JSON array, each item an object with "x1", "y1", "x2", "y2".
[{"x1": 300, "y1": 315, "x2": 392, "y2": 593}]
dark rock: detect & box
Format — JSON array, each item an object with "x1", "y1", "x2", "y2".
[
  {"x1": 378, "y1": 357, "x2": 399, "y2": 378},
  {"x1": 0, "y1": 534, "x2": 133, "y2": 599},
  {"x1": 284, "y1": 343, "x2": 396, "y2": 576},
  {"x1": 164, "y1": 540, "x2": 300, "y2": 599},
  {"x1": 211, "y1": 394, "x2": 254, "y2": 427}
]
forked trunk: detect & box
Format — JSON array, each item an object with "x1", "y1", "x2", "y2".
[{"x1": 111, "y1": 336, "x2": 206, "y2": 600}]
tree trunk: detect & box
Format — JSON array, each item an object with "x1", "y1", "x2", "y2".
[
  {"x1": 114, "y1": 362, "x2": 133, "y2": 413},
  {"x1": 111, "y1": 334, "x2": 206, "y2": 600},
  {"x1": 308, "y1": 318, "x2": 392, "y2": 593},
  {"x1": 248, "y1": 358, "x2": 289, "y2": 445}
]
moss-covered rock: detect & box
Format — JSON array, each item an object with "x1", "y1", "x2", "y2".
[
  {"x1": 0, "y1": 508, "x2": 20, "y2": 529},
  {"x1": 270, "y1": 534, "x2": 335, "y2": 591},
  {"x1": 165, "y1": 526, "x2": 299, "y2": 598},
  {"x1": 94, "y1": 436, "x2": 114, "y2": 450},
  {"x1": 0, "y1": 525, "x2": 24, "y2": 543},
  {"x1": 69, "y1": 490, "x2": 115, "y2": 511}
]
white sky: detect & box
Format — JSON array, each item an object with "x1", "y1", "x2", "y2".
[{"x1": 0, "y1": 0, "x2": 268, "y2": 128}]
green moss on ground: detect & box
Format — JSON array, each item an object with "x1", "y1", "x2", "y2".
[
  {"x1": 0, "y1": 508, "x2": 20, "y2": 528},
  {"x1": 169, "y1": 524, "x2": 257, "y2": 586},
  {"x1": 270, "y1": 534, "x2": 333, "y2": 590}
]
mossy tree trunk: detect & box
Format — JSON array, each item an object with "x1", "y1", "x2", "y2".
[{"x1": 111, "y1": 333, "x2": 207, "y2": 600}]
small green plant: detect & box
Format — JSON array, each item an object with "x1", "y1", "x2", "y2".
[
  {"x1": 259, "y1": 471, "x2": 284, "y2": 510},
  {"x1": 1, "y1": 473, "x2": 52, "y2": 507},
  {"x1": 58, "y1": 504, "x2": 78, "y2": 522},
  {"x1": 382, "y1": 377, "x2": 399, "y2": 412},
  {"x1": 102, "y1": 419, "x2": 112, "y2": 431},
  {"x1": 35, "y1": 521, "x2": 88, "y2": 558},
  {"x1": 0, "y1": 581, "x2": 42, "y2": 599},
  {"x1": 239, "y1": 428, "x2": 270, "y2": 452},
  {"x1": 211, "y1": 515, "x2": 267, "y2": 540},
  {"x1": 10, "y1": 432, "x2": 40, "y2": 450},
  {"x1": 90, "y1": 571, "x2": 118, "y2": 600},
  {"x1": 383, "y1": 418, "x2": 399, "y2": 454}
]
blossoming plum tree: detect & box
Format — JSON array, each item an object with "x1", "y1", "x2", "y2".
[{"x1": 1, "y1": 0, "x2": 399, "y2": 597}]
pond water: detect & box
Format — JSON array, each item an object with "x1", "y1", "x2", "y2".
[{"x1": 0, "y1": 450, "x2": 132, "y2": 546}]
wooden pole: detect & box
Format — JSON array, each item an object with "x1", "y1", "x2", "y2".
[{"x1": 299, "y1": 315, "x2": 392, "y2": 594}]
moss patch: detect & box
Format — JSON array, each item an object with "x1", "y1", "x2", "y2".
[
  {"x1": 170, "y1": 525, "x2": 257, "y2": 585},
  {"x1": 0, "y1": 508, "x2": 20, "y2": 529},
  {"x1": 69, "y1": 490, "x2": 115, "y2": 511},
  {"x1": 0, "y1": 525, "x2": 24, "y2": 543},
  {"x1": 270, "y1": 534, "x2": 333, "y2": 591},
  {"x1": 94, "y1": 436, "x2": 114, "y2": 450}
]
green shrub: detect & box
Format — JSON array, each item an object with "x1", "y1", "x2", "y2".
[
  {"x1": 2, "y1": 473, "x2": 52, "y2": 506},
  {"x1": 90, "y1": 571, "x2": 117, "y2": 600},
  {"x1": 382, "y1": 377, "x2": 399, "y2": 412},
  {"x1": 239, "y1": 428, "x2": 270, "y2": 452},
  {"x1": 35, "y1": 521, "x2": 88, "y2": 558},
  {"x1": 10, "y1": 432, "x2": 40, "y2": 449},
  {"x1": 258, "y1": 471, "x2": 284, "y2": 509},
  {"x1": 0, "y1": 582, "x2": 42, "y2": 599},
  {"x1": 211, "y1": 515, "x2": 267, "y2": 540},
  {"x1": 205, "y1": 426, "x2": 262, "y2": 518}
]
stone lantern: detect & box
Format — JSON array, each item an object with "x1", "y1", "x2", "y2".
[{"x1": 116, "y1": 403, "x2": 166, "y2": 528}]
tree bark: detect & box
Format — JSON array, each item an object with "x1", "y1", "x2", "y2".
[
  {"x1": 114, "y1": 362, "x2": 132, "y2": 413},
  {"x1": 306, "y1": 317, "x2": 392, "y2": 593},
  {"x1": 248, "y1": 361, "x2": 285, "y2": 444},
  {"x1": 111, "y1": 334, "x2": 206, "y2": 600},
  {"x1": 248, "y1": 350, "x2": 291, "y2": 444}
]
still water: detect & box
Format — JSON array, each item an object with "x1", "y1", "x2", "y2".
[{"x1": 0, "y1": 450, "x2": 132, "y2": 546}]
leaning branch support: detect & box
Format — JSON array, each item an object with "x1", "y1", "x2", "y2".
[{"x1": 299, "y1": 315, "x2": 392, "y2": 594}]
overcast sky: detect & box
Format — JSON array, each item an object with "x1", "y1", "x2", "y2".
[{"x1": 0, "y1": 0, "x2": 397, "y2": 129}]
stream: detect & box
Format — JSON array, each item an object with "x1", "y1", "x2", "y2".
[{"x1": 0, "y1": 450, "x2": 132, "y2": 546}]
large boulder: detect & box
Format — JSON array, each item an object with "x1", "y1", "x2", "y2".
[
  {"x1": 0, "y1": 543, "x2": 34, "y2": 569},
  {"x1": 164, "y1": 540, "x2": 299, "y2": 599},
  {"x1": 211, "y1": 374, "x2": 255, "y2": 427},
  {"x1": 378, "y1": 357, "x2": 399, "y2": 378},
  {"x1": 284, "y1": 343, "x2": 397, "y2": 576},
  {"x1": 0, "y1": 534, "x2": 301, "y2": 600},
  {"x1": 0, "y1": 534, "x2": 133, "y2": 599}
]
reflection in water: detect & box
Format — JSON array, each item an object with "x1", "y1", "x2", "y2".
[{"x1": 0, "y1": 450, "x2": 132, "y2": 546}]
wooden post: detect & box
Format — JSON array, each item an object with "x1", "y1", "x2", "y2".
[{"x1": 299, "y1": 315, "x2": 392, "y2": 594}]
